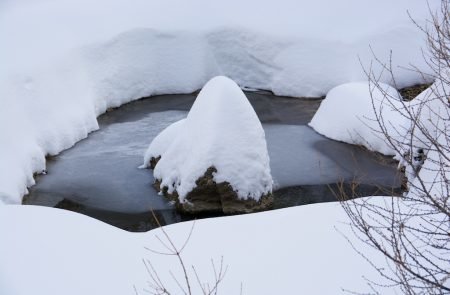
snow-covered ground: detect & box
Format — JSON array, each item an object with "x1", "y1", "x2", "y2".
[
  {"x1": 0, "y1": 0, "x2": 440, "y2": 204},
  {"x1": 0, "y1": 199, "x2": 401, "y2": 295}
]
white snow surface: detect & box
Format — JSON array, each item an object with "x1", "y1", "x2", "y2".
[
  {"x1": 400, "y1": 76, "x2": 450, "y2": 200},
  {"x1": 144, "y1": 76, "x2": 272, "y2": 201},
  {"x1": 142, "y1": 119, "x2": 186, "y2": 170},
  {"x1": 0, "y1": 199, "x2": 405, "y2": 295},
  {"x1": 0, "y1": 0, "x2": 440, "y2": 203},
  {"x1": 309, "y1": 82, "x2": 406, "y2": 155}
]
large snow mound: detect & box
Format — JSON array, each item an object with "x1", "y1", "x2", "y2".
[
  {"x1": 309, "y1": 82, "x2": 406, "y2": 155},
  {"x1": 145, "y1": 76, "x2": 273, "y2": 201},
  {"x1": 0, "y1": 0, "x2": 440, "y2": 204}
]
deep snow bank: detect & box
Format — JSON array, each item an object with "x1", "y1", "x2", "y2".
[
  {"x1": 0, "y1": 199, "x2": 404, "y2": 295},
  {"x1": 0, "y1": 0, "x2": 440, "y2": 204},
  {"x1": 144, "y1": 76, "x2": 272, "y2": 201},
  {"x1": 0, "y1": 59, "x2": 99, "y2": 204}
]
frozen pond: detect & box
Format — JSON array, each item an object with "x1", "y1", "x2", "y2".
[{"x1": 24, "y1": 92, "x2": 402, "y2": 231}]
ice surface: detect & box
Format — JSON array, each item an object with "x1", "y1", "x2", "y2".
[
  {"x1": 265, "y1": 124, "x2": 400, "y2": 188},
  {"x1": 27, "y1": 109, "x2": 400, "y2": 214},
  {"x1": 27, "y1": 111, "x2": 187, "y2": 212}
]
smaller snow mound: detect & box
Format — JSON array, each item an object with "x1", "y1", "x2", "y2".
[
  {"x1": 142, "y1": 119, "x2": 186, "y2": 169},
  {"x1": 309, "y1": 82, "x2": 406, "y2": 156},
  {"x1": 144, "y1": 76, "x2": 273, "y2": 210}
]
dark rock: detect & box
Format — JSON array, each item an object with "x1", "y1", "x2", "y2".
[
  {"x1": 399, "y1": 84, "x2": 431, "y2": 101},
  {"x1": 149, "y1": 156, "x2": 161, "y2": 169},
  {"x1": 150, "y1": 159, "x2": 273, "y2": 214},
  {"x1": 55, "y1": 198, "x2": 85, "y2": 211}
]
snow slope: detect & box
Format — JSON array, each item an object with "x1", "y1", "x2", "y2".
[
  {"x1": 144, "y1": 76, "x2": 272, "y2": 201},
  {"x1": 0, "y1": 0, "x2": 440, "y2": 203},
  {"x1": 0, "y1": 200, "x2": 403, "y2": 295}
]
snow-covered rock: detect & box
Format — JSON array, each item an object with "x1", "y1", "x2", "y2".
[
  {"x1": 144, "y1": 76, "x2": 273, "y2": 213},
  {"x1": 309, "y1": 82, "x2": 406, "y2": 155}
]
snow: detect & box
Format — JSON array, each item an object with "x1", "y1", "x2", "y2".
[
  {"x1": 0, "y1": 199, "x2": 402, "y2": 295},
  {"x1": 399, "y1": 76, "x2": 450, "y2": 199},
  {"x1": 144, "y1": 76, "x2": 272, "y2": 201},
  {"x1": 142, "y1": 119, "x2": 186, "y2": 171},
  {"x1": 0, "y1": 1, "x2": 446, "y2": 293},
  {"x1": 309, "y1": 82, "x2": 406, "y2": 155},
  {"x1": 0, "y1": 0, "x2": 440, "y2": 204},
  {"x1": 0, "y1": 59, "x2": 99, "y2": 204}
]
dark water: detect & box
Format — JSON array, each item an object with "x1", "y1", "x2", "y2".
[{"x1": 24, "y1": 91, "x2": 403, "y2": 232}]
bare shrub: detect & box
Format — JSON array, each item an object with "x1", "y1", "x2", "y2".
[
  {"x1": 340, "y1": 1, "x2": 450, "y2": 294},
  {"x1": 134, "y1": 211, "x2": 236, "y2": 295}
]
